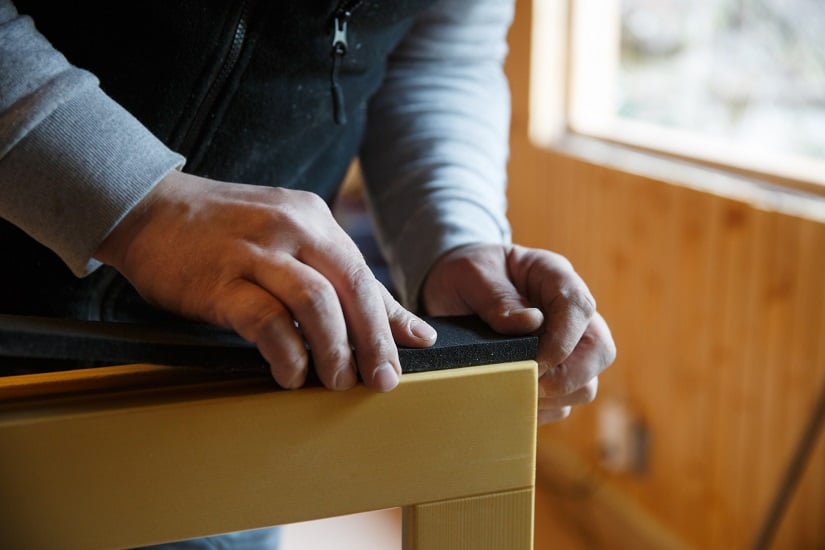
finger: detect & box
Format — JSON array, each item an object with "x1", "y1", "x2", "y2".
[
  {"x1": 506, "y1": 246, "x2": 597, "y2": 370},
  {"x1": 211, "y1": 279, "x2": 309, "y2": 389},
  {"x1": 380, "y1": 284, "x2": 437, "y2": 348},
  {"x1": 539, "y1": 313, "x2": 615, "y2": 398},
  {"x1": 252, "y1": 255, "x2": 356, "y2": 391},
  {"x1": 539, "y1": 377, "x2": 599, "y2": 408},
  {"x1": 467, "y1": 276, "x2": 544, "y2": 335},
  {"x1": 300, "y1": 237, "x2": 402, "y2": 392},
  {"x1": 538, "y1": 407, "x2": 572, "y2": 425},
  {"x1": 451, "y1": 246, "x2": 544, "y2": 335},
  {"x1": 537, "y1": 278, "x2": 596, "y2": 373}
]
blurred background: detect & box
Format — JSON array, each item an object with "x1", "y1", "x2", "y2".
[
  {"x1": 620, "y1": 0, "x2": 825, "y2": 160},
  {"x1": 509, "y1": 0, "x2": 825, "y2": 548}
]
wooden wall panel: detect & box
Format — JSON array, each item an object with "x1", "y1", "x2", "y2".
[
  {"x1": 508, "y1": 141, "x2": 825, "y2": 549},
  {"x1": 505, "y1": 2, "x2": 825, "y2": 547}
]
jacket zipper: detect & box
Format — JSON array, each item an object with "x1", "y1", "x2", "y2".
[
  {"x1": 179, "y1": 0, "x2": 254, "y2": 160},
  {"x1": 330, "y1": 0, "x2": 366, "y2": 125}
]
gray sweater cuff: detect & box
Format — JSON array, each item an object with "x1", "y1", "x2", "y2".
[{"x1": 1, "y1": 86, "x2": 184, "y2": 276}]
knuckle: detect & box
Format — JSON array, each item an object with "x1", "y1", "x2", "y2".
[
  {"x1": 560, "y1": 377, "x2": 580, "y2": 397},
  {"x1": 548, "y1": 336, "x2": 579, "y2": 367},
  {"x1": 321, "y1": 345, "x2": 351, "y2": 369},
  {"x1": 541, "y1": 366, "x2": 575, "y2": 397},
  {"x1": 358, "y1": 330, "x2": 398, "y2": 365},
  {"x1": 384, "y1": 294, "x2": 408, "y2": 322},
  {"x1": 293, "y1": 189, "x2": 331, "y2": 214},
  {"x1": 299, "y1": 189, "x2": 326, "y2": 206},
  {"x1": 343, "y1": 262, "x2": 376, "y2": 292},
  {"x1": 560, "y1": 337, "x2": 580, "y2": 360},
  {"x1": 562, "y1": 283, "x2": 597, "y2": 318},
  {"x1": 295, "y1": 281, "x2": 335, "y2": 313},
  {"x1": 272, "y1": 203, "x2": 305, "y2": 234},
  {"x1": 281, "y1": 348, "x2": 309, "y2": 371},
  {"x1": 526, "y1": 248, "x2": 574, "y2": 275},
  {"x1": 549, "y1": 253, "x2": 575, "y2": 273},
  {"x1": 264, "y1": 189, "x2": 326, "y2": 226},
  {"x1": 555, "y1": 364, "x2": 586, "y2": 397},
  {"x1": 246, "y1": 307, "x2": 289, "y2": 342},
  {"x1": 366, "y1": 333, "x2": 395, "y2": 357}
]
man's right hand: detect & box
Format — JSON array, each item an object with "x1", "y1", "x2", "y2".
[{"x1": 94, "y1": 171, "x2": 436, "y2": 391}]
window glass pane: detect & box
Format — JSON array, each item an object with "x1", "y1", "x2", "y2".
[{"x1": 619, "y1": 0, "x2": 825, "y2": 160}]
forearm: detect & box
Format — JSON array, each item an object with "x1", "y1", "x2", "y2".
[
  {"x1": 0, "y1": 0, "x2": 183, "y2": 276},
  {"x1": 360, "y1": 0, "x2": 515, "y2": 310}
]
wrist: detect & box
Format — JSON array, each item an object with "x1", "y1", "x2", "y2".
[{"x1": 93, "y1": 169, "x2": 183, "y2": 269}]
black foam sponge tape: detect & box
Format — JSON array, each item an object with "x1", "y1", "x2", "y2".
[
  {"x1": 399, "y1": 315, "x2": 538, "y2": 373},
  {"x1": 0, "y1": 314, "x2": 538, "y2": 376}
]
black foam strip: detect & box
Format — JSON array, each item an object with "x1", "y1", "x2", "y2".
[
  {"x1": 398, "y1": 315, "x2": 538, "y2": 373},
  {"x1": 0, "y1": 314, "x2": 537, "y2": 376}
]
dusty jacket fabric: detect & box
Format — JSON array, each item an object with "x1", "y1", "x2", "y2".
[{"x1": 0, "y1": 0, "x2": 514, "y2": 311}]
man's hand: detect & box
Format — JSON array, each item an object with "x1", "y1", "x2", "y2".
[
  {"x1": 421, "y1": 243, "x2": 616, "y2": 424},
  {"x1": 95, "y1": 171, "x2": 436, "y2": 391}
]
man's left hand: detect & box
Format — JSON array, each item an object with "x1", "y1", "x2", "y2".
[{"x1": 421, "y1": 243, "x2": 616, "y2": 424}]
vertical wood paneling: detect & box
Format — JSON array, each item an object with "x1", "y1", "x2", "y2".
[
  {"x1": 754, "y1": 213, "x2": 797, "y2": 528},
  {"x1": 508, "y1": 141, "x2": 825, "y2": 549},
  {"x1": 659, "y1": 186, "x2": 716, "y2": 534},
  {"x1": 707, "y1": 197, "x2": 759, "y2": 548},
  {"x1": 771, "y1": 218, "x2": 825, "y2": 549}
]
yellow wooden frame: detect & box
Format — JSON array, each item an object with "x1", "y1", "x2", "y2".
[{"x1": 0, "y1": 361, "x2": 537, "y2": 549}]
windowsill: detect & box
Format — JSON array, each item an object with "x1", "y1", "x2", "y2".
[
  {"x1": 570, "y1": 117, "x2": 825, "y2": 194},
  {"x1": 534, "y1": 132, "x2": 825, "y2": 222}
]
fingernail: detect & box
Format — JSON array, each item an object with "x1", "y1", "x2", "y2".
[
  {"x1": 410, "y1": 318, "x2": 437, "y2": 342},
  {"x1": 372, "y1": 362, "x2": 400, "y2": 392},
  {"x1": 506, "y1": 307, "x2": 544, "y2": 327},
  {"x1": 507, "y1": 307, "x2": 542, "y2": 318},
  {"x1": 333, "y1": 362, "x2": 357, "y2": 391}
]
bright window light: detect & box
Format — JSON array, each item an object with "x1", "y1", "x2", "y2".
[{"x1": 534, "y1": 0, "x2": 825, "y2": 190}]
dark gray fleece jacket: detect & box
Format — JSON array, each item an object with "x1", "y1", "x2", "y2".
[{"x1": 0, "y1": 0, "x2": 514, "y2": 311}]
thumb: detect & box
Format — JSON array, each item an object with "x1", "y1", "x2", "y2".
[
  {"x1": 380, "y1": 284, "x2": 438, "y2": 348},
  {"x1": 463, "y1": 273, "x2": 544, "y2": 335}
]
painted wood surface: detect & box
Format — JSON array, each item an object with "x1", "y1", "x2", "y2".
[{"x1": 0, "y1": 361, "x2": 537, "y2": 549}]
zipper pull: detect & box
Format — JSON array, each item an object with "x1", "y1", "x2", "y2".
[{"x1": 330, "y1": 12, "x2": 350, "y2": 125}]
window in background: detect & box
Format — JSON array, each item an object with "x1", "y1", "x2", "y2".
[{"x1": 540, "y1": 0, "x2": 825, "y2": 190}]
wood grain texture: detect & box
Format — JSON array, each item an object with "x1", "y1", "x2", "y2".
[
  {"x1": 0, "y1": 361, "x2": 537, "y2": 549},
  {"x1": 402, "y1": 488, "x2": 535, "y2": 550},
  {"x1": 505, "y1": 1, "x2": 825, "y2": 547}
]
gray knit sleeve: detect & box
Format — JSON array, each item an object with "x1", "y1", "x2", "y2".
[
  {"x1": 359, "y1": 0, "x2": 515, "y2": 310},
  {"x1": 0, "y1": 1, "x2": 184, "y2": 276}
]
